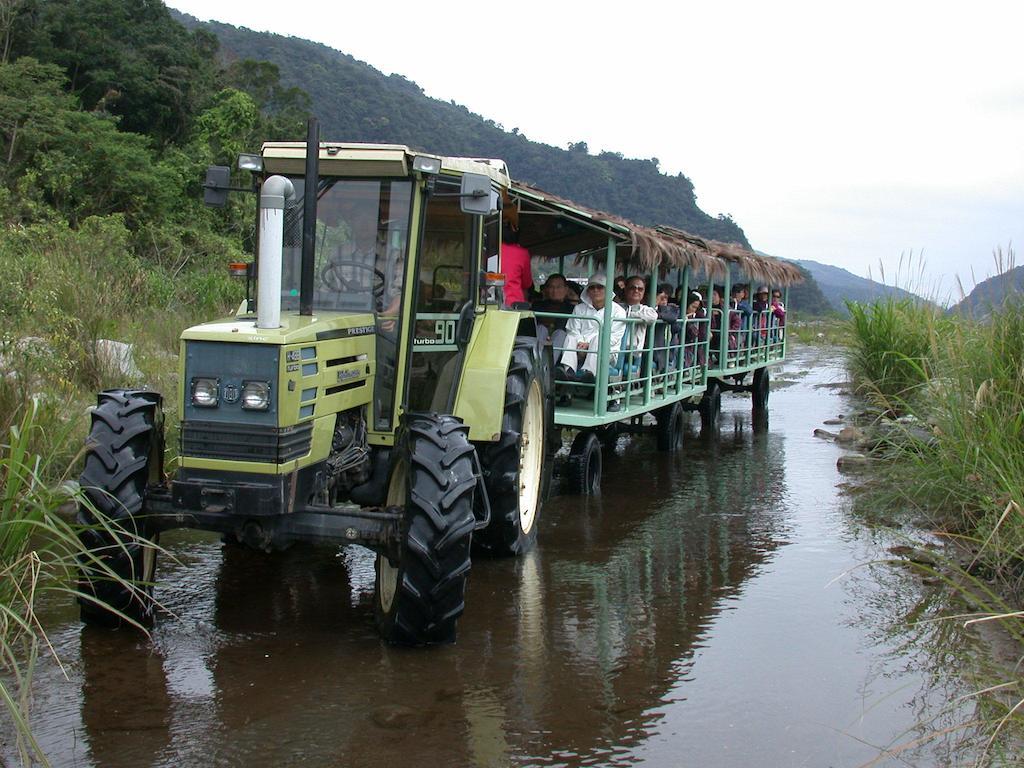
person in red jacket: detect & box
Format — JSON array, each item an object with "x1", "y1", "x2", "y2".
[{"x1": 500, "y1": 224, "x2": 533, "y2": 306}]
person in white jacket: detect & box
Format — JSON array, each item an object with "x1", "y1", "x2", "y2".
[
  {"x1": 620, "y1": 275, "x2": 659, "y2": 351},
  {"x1": 556, "y1": 273, "x2": 626, "y2": 383}
]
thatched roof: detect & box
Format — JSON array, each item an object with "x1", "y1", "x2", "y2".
[
  {"x1": 509, "y1": 183, "x2": 803, "y2": 286},
  {"x1": 655, "y1": 226, "x2": 804, "y2": 286}
]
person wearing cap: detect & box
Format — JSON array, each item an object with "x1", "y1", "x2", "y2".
[{"x1": 556, "y1": 273, "x2": 626, "y2": 385}]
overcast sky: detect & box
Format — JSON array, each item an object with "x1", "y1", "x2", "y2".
[{"x1": 169, "y1": 0, "x2": 1023, "y2": 300}]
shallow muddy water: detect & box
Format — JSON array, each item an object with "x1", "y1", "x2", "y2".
[{"x1": 9, "y1": 348, "x2": 981, "y2": 767}]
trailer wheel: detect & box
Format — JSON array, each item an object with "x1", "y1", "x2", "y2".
[
  {"x1": 77, "y1": 390, "x2": 163, "y2": 627},
  {"x1": 752, "y1": 367, "x2": 770, "y2": 410},
  {"x1": 475, "y1": 337, "x2": 550, "y2": 556},
  {"x1": 699, "y1": 381, "x2": 721, "y2": 433},
  {"x1": 655, "y1": 401, "x2": 685, "y2": 452},
  {"x1": 567, "y1": 431, "x2": 602, "y2": 495},
  {"x1": 375, "y1": 414, "x2": 476, "y2": 645}
]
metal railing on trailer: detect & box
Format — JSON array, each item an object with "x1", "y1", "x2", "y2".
[{"x1": 539, "y1": 310, "x2": 711, "y2": 427}]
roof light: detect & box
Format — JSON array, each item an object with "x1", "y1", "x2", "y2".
[
  {"x1": 238, "y1": 153, "x2": 263, "y2": 172},
  {"x1": 413, "y1": 155, "x2": 442, "y2": 174}
]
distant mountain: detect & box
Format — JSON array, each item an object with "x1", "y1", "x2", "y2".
[
  {"x1": 785, "y1": 264, "x2": 834, "y2": 316},
  {"x1": 949, "y1": 266, "x2": 1024, "y2": 316},
  {"x1": 173, "y1": 12, "x2": 750, "y2": 246},
  {"x1": 791, "y1": 259, "x2": 921, "y2": 314}
]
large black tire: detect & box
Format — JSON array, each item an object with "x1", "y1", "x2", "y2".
[
  {"x1": 752, "y1": 367, "x2": 770, "y2": 410},
  {"x1": 567, "y1": 431, "x2": 602, "y2": 495},
  {"x1": 77, "y1": 390, "x2": 163, "y2": 627},
  {"x1": 655, "y1": 401, "x2": 685, "y2": 452},
  {"x1": 475, "y1": 337, "x2": 551, "y2": 556},
  {"x1": 375, "y1": 414, "x2": 476, "y2": 645},
  {"x1": 699, "y1": 380, "x2": 722, "y2": 433}
]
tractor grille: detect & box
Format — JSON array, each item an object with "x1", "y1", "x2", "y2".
[{"x1": 181, "y1": 421, "x2": 313, "y2": 464}]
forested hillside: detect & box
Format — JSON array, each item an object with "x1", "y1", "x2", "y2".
[
  {"x1": 0, "y1": 0, "x2": 306, "y2": 447},
  {"x1": 176, "y1": 15, "x2": 750, "y2": 247}
]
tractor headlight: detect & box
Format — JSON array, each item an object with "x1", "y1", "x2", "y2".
[
  {"x1": 192, "y1": 377, "x2": 219, "y2": 408},
  {"x1": 241, "y1": 381, "x2": 271, "y2": 411}
]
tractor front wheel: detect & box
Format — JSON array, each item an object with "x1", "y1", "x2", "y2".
[
  {"x1": 77, "y1": 390, "x2": 163, "y2": 627},
  {"x1": 375, "y1": 414, "x2": 476, "y2": 645}
]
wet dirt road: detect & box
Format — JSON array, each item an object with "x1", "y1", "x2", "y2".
[{"x1": 12, "y1": 348, "x2": 976, "y2": 767}]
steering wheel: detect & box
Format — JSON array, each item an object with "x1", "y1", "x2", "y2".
[{"x1": 320, "y1": 259, "x2": 386, "y2": 297}]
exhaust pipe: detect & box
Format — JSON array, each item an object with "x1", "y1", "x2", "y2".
[{"x1": 256, "y1": 175, "x2": 294, "y2": 329}]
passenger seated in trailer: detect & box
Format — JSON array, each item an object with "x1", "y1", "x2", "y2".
[
  {"x1": 565, "y1": 280, "x2": 582, "y2": 305},
  {"x1": 653, "y1": 282, "x2": 681, "y2": 370},
  {"x1": 683, "y1": 291, "x2": 706, "y2": 368},
  {"x1": 613, "y1": 275, "x2": 628, "y2": 305},
  {"x1": 770, "y1": 289, "x2": 786, "y2": 339},
  {"x1": 555, "y1": 273, "x2": 626, "y2": 386},
  {"x1": 752, "y1": 285, "x2": 770, "y2": 344},
  {"x1": 621, "y1": 276, "x2": 659, "y2": 363},
  {"x1": 531, "y1": 273, "x2": 576, "y2": 350},
  {"x1": 728, "y1": 284, "x2": 747, "y2": 349},
  {"x1": 709, "y1": 286, "x2": 724, "y2": 364}
]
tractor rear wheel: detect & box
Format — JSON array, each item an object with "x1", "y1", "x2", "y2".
[
  {"x1": 475, "y1": 337, "x2": 550, "y2": 556},
  {"x1": 77, "y1": 390, "x2": 163, "y2": 627},
  {"x1": 375, "y1": 414, "x2": 476, "y2": 645}
]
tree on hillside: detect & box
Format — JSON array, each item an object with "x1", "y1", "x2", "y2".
[
  {"x1": 223, "y1": 59, "x2": 310, "y2": 141},
  {"x1": 0, "y1": 57, "x2": 177, "y2": 226},
  {"x1": 9, "y1": 0, "x2": 217, "y2": 144}
]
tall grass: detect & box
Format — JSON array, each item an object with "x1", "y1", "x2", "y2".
[
  {"x1": 845, "y1": 269, "x2": 1024, "y2": 763},
  {"x1": 1, "y1": 401, "x2": 154, "y2": 766},
  {"x1": 844, "y1": 296, "x2": 949, "y2": 415}
]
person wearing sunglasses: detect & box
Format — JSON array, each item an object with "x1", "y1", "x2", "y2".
[{"x1": 620, "y1": 276, "x2": 659, "y2": 362}]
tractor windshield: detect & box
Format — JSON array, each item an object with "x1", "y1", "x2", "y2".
[{"x1": 281, "y1": 178, "x2": 413, "y2": 315}]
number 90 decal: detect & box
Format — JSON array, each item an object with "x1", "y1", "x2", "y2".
[{"x1": 413, "y1": 316, "x2": 458, "y2": 351}]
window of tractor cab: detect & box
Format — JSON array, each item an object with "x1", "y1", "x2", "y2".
[
  {"x1": 279, "y1": 178, "x2": 413, "y2": 313},
  {"x1": 412, "y1": 177, "x2": 478, "y2": 314},
  {"x1": 404, "y1": 178, "x2": 481, "y2": 414}
]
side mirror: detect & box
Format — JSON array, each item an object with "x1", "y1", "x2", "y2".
[
  {"x1": 460, "y1": 173, "x2": 499, "y2": 216},
  {"x1": 203, "y1": 165, "x2": 231, "y2": 207}
]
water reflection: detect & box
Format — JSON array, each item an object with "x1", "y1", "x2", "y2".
[
  {"x1": 79, "y1": 629, "x2": 172, "y2": 767},
  {"x1": 9, "y1": 350, "x2": 977, "y2": 768},
  {"x1": 59, "y1": 408, "x2": 788, "y2": 767}
]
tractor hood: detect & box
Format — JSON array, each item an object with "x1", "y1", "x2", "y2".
[{"x1": 180, "y1": 311, "x2": 377, "y2": 346}]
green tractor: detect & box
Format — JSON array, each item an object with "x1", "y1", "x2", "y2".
[{"x1": 76, "y1": 122, "x2": 554, "y2": 644}]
